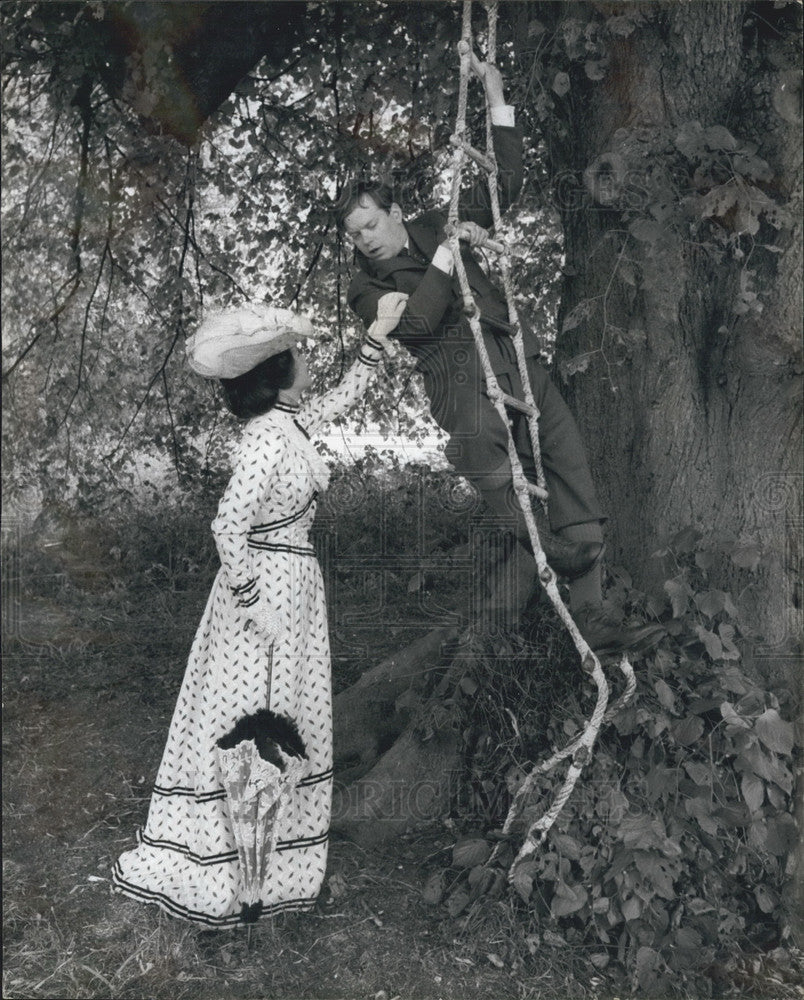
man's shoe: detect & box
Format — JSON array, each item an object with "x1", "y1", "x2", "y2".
[
  {"x1": 540, "y1": 535, "x2": 605, "y2": 581},
  {"x1": 575, "y1": 605, "x2": 665, "y2": 658}
]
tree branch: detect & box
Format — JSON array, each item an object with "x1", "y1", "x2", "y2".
[
  {"x1": 108, "y1": 150, "x2": 197, "y2": 455},
  {"x1": 58, "y1": 242, "x2": 110, "y2": 427},
  {"x1": 69, "y1": 72, "x2": 93, "y2": 277},
  {"x1": 2, "y1": 273, "x2": 81, "y2": 381}
]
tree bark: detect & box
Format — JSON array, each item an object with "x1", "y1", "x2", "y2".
[
  {"x1": 537, "y1": 0, "x2": 802, "y2": 943},
  {"x1": 543, "y1": 2, "x2": 802, "y2": 678},
  {"x1": 333, "y1": 625, "x2": 459, "y2": 780},
  {"x1": 104, "y1": 1, "x2": 308, "y2": 142}
]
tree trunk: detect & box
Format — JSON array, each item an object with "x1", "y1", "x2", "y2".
[
  {"x1": 538, "y1": 0, "x2": 802, "y2": 942},
  {"x1": 333, "y1": 625, "x2": 459, "y2": 781},
  {"x1": 544, "y1": 1, "x2": 801, "y2": 678}
]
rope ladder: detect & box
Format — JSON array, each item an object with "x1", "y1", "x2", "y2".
[{"x1": 444, "y1": 0, "x2": 636, "y2": 876}]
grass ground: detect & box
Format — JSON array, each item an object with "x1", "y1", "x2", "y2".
[
  {"x1": 2, "y1": 517, "x2": 598, "y2": 1000},
  {"x1": 3, "y1": 496, "x2": 802, "y2": 1000}
]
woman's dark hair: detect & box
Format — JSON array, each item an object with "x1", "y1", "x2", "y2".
[{"x1": 219, "y1": 349, "x2": 296, "y2": 419}]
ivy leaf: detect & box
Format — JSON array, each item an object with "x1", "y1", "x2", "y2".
[
  {"x1": 674, "y1": 120, "x2": 706, "y2": 160},
  {"x1": 634, "y1": 852, "x2": 677, "y2": 899},
  {"x1": 559, "y1": 352, "x2": 593, "y2": 382},
  {"x1": 551, "y1": 880, "x2": 588, "y2": 917},
  {"x1": 685, "y1": 794, "x2": 720, "y2": 836},
  {"x1": 628, "y1": 218, "x2": 664, "y2": 243},
  {"x1": 622, "y1": 896, "x2": 642, "y2": 921},
  {"x1": 754, "y1": 884, "x2": 779, "y2": 914},
  {"x1": 606, "y1": 14, "x2": 640, "y2": 37},
  {"x1": 561, "y1": 299, "x2": 594, "y2": 334},
  {"x1": 511, "y1": 860, "x2": 537, "y2": 903},
  {"x1": 754, "y1": 708, "x2": 795, "y2": 756},
  {"x1": 584, "y1": 59, "x2": 607, "y2": 81},
  {"x1": 694, "y1": 589, "x2": 734, "y2": 618},
  {"x1": 635, "y1": 946, "x2": 662, "y2": 991},
  {"x1": 695, "y1": 625, "x2": 723, "y2": 661},
  {"x1": 672, "y1": 926, "x2": 704, "y2": 960},
  {"x1": 738, "y1": 742, "x2": 793, "y2": 793},
  {"x1": 664, "y1": 576, "x2": 693, "y2": 617},
  {"x1": 619, "y1": 814, "x2": 681, "y2": 856},
  {"x1": 551, "y1": 832, "x2": 582, "y2": 861},
  {"x1": 446, "y1": 886, "x2": 471, "y2": 917},
  {"x1": 670, "y1": 526, "x2": 702, "y2": 553},
  {"x1": 730, "y1": 540, "x2": 761, "y2": 570},
  {"x1": 733, "y1": 148, "x2": 773, "y2": 182},
  {"x1": 683, "y1": 761, "x2": 711, "y2": 786},
  {"x1": 720, "y1": 665, "x2": 750, "y2": 694},
  {"x1": 672, "y1": 715, "x2": 704, "y2": 746},
  {"x1": 699, "y1": 183, "x2": 739, "y2": 220},
  {"x1": 734, "y1": 201, "x2": 761, "y2": 236},
  {"x1": 459, "y1": 675, "x2": 478, "y2": 696},
  {"x1": 704, "y1": 124, "x2": 739, "y2": 150},
  {"x1": 653, "y1": 679, "x2": 677, "y2": 712},
  {"x1": 552, "y1": 72, "x2": 570, "y2": 97},
  {"x1": 741, "y1": 772, "x2": 765, "y2": 814},
  {"x1": 718, "y1": 623, "x2": 741, "y2": 660},
  {"x1": 421, "y1": 870, "x2": 445, "y2": 905},
  {"x1": 720, "y1": 701, "x2": 753, "y2": 730}
]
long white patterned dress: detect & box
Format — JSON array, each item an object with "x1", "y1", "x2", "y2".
[{"x1": 112, "y1": 338, "x2": 384, "y2": 927}]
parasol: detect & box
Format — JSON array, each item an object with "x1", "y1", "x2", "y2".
[{"x1": 216, "y1": 707, "x2": 307, "y2": 933}]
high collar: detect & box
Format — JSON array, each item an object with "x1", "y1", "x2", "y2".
[{"x1": 273, "y1": 399, "x2": 300, "y2": 415}]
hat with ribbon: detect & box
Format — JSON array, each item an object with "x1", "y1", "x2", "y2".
[{"x1": 186, "y1": 304, "x2": 316, "y2": 379}]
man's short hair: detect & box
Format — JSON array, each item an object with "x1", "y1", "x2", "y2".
[{"x1": 332, "y1": 180, "x2": 397, "y2": 230}]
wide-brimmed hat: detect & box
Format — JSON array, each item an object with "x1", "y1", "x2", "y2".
[{"x1": 186, "y1": 304, "x2": 316, "y2": 379}]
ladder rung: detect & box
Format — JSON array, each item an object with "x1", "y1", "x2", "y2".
[
  {"x1": 481, "y1": 237, "x2": 506, "y2": 254},
  {"x1": 449, "y1": 135, "x2": 495, "y2": 172},
  {"x1": 481, "y1": 313, "x2": 515, "y2": 336},
  {"x1": 499, "y1": 391, "x2": 536, "y2": 417},
  {"x1": 526, "y1": 481, "x2": 549, "y2": 502},
  {"x1": 513, "y1": 476, "x2": 549, "y2": 503}
]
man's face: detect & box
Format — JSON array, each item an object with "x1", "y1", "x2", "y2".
[{"x1": 343, "y1": 194, "x2": 407, "y2": 261}]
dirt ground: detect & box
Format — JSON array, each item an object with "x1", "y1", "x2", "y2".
[{"x1": 2, "y1": 585, "x2": 596, "y2": 1000}]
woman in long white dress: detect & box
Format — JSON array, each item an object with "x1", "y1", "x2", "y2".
[{"x1": 112, "y1": 296, "x2": 406, "y2": 927}]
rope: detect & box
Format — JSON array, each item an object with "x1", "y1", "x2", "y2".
[{"x1": 446, "y1": 1, "x2": 636, "y2": 875}]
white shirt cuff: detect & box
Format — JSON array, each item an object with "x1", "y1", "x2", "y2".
[
  {"x1": 431, "y1": 244, "x2": 455, "y2": 275},
  {"x1": 490, "y1": 105, "x2": 515, "y2": 128}
]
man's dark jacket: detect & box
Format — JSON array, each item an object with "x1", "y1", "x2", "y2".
[{"x1": 346, "y1": 124, "x2": 540, "y2": 378}]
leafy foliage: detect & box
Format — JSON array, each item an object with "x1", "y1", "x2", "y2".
[
  {"x1": 2, "y1": 1, "x2": 564, "y2": 509},
  {"x1": 422, "y1": 530, "x2": 799, "y2": 997}
]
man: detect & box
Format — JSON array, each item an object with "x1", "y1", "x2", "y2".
[{"x1": 334, "y1": 57, "x2": 660, "y2": 655}]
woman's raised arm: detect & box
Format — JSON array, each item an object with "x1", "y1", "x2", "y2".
[{"x1": 297, "y1": 292, "x2": 407, "y2": 437}]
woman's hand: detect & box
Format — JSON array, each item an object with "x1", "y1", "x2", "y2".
[
  {"x1": 369, "y1": 291, "x2": 409, "y2": 344},
  {"x1": 241, "y1": 596, "x2": 285, "y2": 642}
]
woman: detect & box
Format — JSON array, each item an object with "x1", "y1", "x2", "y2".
[{"x1": 112, "y1": 294, "x2": 407, "y2": 927}]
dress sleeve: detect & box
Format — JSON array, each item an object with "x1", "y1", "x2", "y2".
[
  {"x1": 211, "y1": 420, "x2": 284, "y2": 607},
  {"x1": 296, "y1": 334, "x2": 385, "y2": 438}
]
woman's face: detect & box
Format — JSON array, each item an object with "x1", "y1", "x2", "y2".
[{"x1": 289, "y1": 347, "x2": 312, "y2": 394}]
